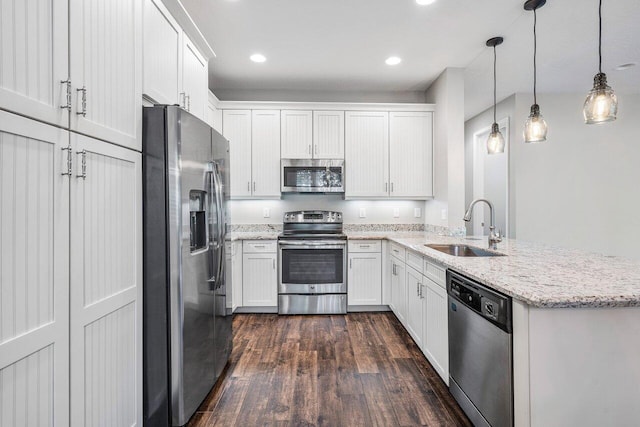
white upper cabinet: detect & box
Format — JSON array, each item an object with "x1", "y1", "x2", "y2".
[
  {"x1": 143, "y1": 0, "x2": 181, "y2": 105},
  {"x1": 281, "y1": 110, "x2": 313, "y2": 159},
  {"x1": 69, "y1": 0, "x2": 142, "y2": 151},
  {"x1": 313, "y1": 111, "x2": 345, "y2": 159},
  {"x1": 223, "y1": 110, "x2": 252, "y2": 198},
  {"x1": 181, "y1": 35, "x2": 208, "y2": 122},
  {"x1": 251, "y1": 110, "x2": 281, "y2": 198},
  {"x1": 389, "y1": 112, "x2": 433, "y2": 199},
  {"x1": 345, "y1": 111, "x2": 389, "y2": 198},
  {"x1": 0, "y1": 0, "x2": 69, "y2": 128}
]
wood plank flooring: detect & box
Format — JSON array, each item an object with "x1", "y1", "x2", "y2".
[{"x1": 188, "y1": 312, "x2": 471, "y2": 427}]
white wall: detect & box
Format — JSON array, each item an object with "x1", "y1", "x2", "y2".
[
  {"x1": 510, "y1": 92, "x2": 640, "y2": 259},
  {"x1": 465, "y1": 95, "x2": 516, "y2": 237},
  {"x1": 424, "y1": 68, "x2": 466, "y2": 231},
  {"x1": 229, "y1": 195, "x2": 425, "y2": 224}
]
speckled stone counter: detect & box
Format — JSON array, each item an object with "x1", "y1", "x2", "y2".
[{"x1": 346, "y1": 231, "x2": 640, "y2": 309}]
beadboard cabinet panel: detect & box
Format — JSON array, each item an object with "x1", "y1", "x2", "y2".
[
  {"x1": 423, "y1": 277, "x2": 449, "y2": 384},
  {"x1": 0, "y1": 0, "x2": 69, "y2": 128},
  {"x1": 251, "y1": 110, "x2": 281, "y2": 198},
  {"x1": 345, "y1": 111, "x2": 389, "y2": 198},
  {"x1": 69, "y1": 134, "x2": 142, "y2": 427},
  {"x1": 242, "y1": 253, "x2": 277, "y2": 307},
  {"x1": 281, "y1": 110, "x2": 313, "y2": 159},
  {"x1": 0, "y1": 111, "x2": 70, "y2": 427},
  {"x1": 70, "y1": 0, "x2": 142, "y2": 150},
  {"x1": 222, "y1": 110, "x2": 252, "y2": 198},
  {"x1": 348, "y1": 253, "x2": 382, "y2": 306},
  {"x1": 143, "y1": 0, "x2": 181, "y2": 105},
  {"x1": 182, "y1": 35, "x2": 207, "y2": 122},
  {"x1": 313, "y1": 111, "x2": 344, "y2": 159},
  {"x1": 389, "y1": 112, "x2": 433, "y2": 199},
  {"x1": 406, "y1": 266, "x2": 424, "y2": 349}
]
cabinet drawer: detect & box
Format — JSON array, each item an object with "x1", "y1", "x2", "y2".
[
  {"x1": 406, "y1": 250, "x2": 424, "y2": 274},
  {"x1": 243, "y1": 240, "x2": 277, "y2": 253},
  {"x1": 424, "y1": 259, "x2": 446, "y2": 288},
  {"x1": 389, "y1": 242, "x2": 406, "y2": 261},
  {"x1": 348, "y1": 240, "x2": 381, "y2": 253}
]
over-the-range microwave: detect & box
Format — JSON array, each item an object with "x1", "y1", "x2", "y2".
[{"x1": 281, "y1": 159, "x2": 344, "y2": 193}]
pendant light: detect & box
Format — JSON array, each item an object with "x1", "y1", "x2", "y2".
[
  {"x1": 486, "y1": 37, "x2": 505, "y2": 154},
  {"x1": 523, "y1": 0, "x2": 548, "y2": 143},
  {"x1": 583, "y1": 0, "x2": 617, "y2": 124}
]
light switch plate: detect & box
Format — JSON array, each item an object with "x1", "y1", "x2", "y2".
[
  {"x1": 414, "y1": 208, "x2": 422, "y2": 218},
  {"x1": 263, "y1": 208, "x2": 270, "y2": 218},
  {"x1": 359, "y1": 208, "x2": 366, "y2": 218},
  {"x1": 393, "y1": 208, "x2": 400, "y2": 218}
]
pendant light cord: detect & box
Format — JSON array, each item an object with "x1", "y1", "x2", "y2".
[
  {"x1": 533, "y1": 8, "x2": 538, "y2": 105},
  {"x1": 493, "y1": 45, "x2": 497, "y2": 124},
  {"x1": 598, "y1": 0, "x2": 602, "y2": 73}
]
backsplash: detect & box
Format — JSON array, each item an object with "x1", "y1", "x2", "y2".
[
  {"x1": 230, "y1": 224, "x2": 282, "y2": 233},
  {"x1": 343, "y1": 223, "x2": 425, "y2": 232},
  {"x1": 229, "y1": 223, "x2": 466, "y2": 236}
]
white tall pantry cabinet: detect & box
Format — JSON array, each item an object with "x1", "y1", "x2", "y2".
[{"x1": 0, "y1": 0, "x2": 147, "y2": 424}]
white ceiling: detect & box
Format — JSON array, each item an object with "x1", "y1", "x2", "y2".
[{"x1": 180, "y1": 0, "x2": 640, "y2": 119}]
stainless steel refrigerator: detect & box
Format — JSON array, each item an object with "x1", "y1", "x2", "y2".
[{"x1": 142, "y1": 106, "x2": 232, "y2": 426}]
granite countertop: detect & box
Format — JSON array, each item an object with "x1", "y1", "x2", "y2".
[
  {"x1": 356, "y1": 232, "x2": 640, "y2": 309},
  {"x1": 227, "y1": 226, "x2": 640, "y2": 308}
]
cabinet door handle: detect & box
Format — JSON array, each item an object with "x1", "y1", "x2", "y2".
[
  {"x1": 314, "y1": 144, "x2": 318, "y2": 155},
  {"x1": 308, "y1": 145, "x2": 311, "y2": 155},
  {"x1": 359, "y1": 245, "x2": 370, "y2": 248},
  {"x1": 247, "y1": 182, "x2": 250, "y2": 192},
  {"x1": 350, "y1": 259, "x2": 352, "y2": 269},
  {"x1": 273, "y1": 259, "x2": 276, "y2": 269},
  {"x1": 417, "y1": 282, "x2": 420, "y2": 296},
  {"x1": 385, "y1": 183, "x2": 388, "y2": 193},
  {"x1": 391, "y1": 182, "x2": 394, "y2": 193},
  {"x1": 420, "y1": 284, "x2": 424, "y2": 299},
  {"x1": 186, "y1": 94, "x2": 191, "y2": 111},
  {"x1": 60, "y1": 80, "x2": 71, "y2": 110},
  {"x1": 61, "y1": 146, "x2": 72, "y2": 176},
  {"x1": 253, "y1": 181, "x2": 256, "y2": 192},
  {"x1": 76, "y1": 86, "x2": 87, "y2": 116},
  {"x1": 76, "y1": 150, "x2": 87, "y2": 179},
  {"x1": 179, "y1": 92, "x2": 186, "y2": 108}
]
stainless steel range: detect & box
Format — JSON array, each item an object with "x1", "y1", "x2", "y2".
[{"x1": 278, "y1": 210, "x2": 347, "y2": 314}]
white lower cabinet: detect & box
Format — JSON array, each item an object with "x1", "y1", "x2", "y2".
[
  {"x1": 390, "y1": 256, "x2": 407, "y2": 327},
  {"x1": 0, "y1": 112, "x2": 70, "y2": 426},
  {"x1": 348, "y1": 250, "x2": 382, "y2": 306},
  {"x1": 242, "y1": 241, "x2": 277, "y2": 307},
  {"x1": 69, "y1": 133, "x2": 142, "y2": 426},
  {"x1": 406, "y1": 266, "x2": 424, "y2": 349},
  {"x1": 0, "y1": 111, "x2": 143, "y2": 426},
  {"x1": 422, "y1": 277, "x2": 449, "y2": 384}
]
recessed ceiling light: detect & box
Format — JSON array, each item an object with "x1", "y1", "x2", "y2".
[
  {"x1": 416, "y1": 0, "x2": 437, "y2": 5},
  {"x1": 250, "y1": 54, "x2": 266, "y2": 63},
  {"x1": 385, "y1": 56, "x2": 402, "y2": 66},
  {"x1": 615, "y1": 62, "x2": 636, "y2": 71}
]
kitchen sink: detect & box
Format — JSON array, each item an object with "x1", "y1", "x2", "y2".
[{"x1": 425, "y1": 244, "x2": 505, "y2": 257}]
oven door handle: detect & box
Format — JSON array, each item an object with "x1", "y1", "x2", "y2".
[{"x1": 278, "y1": 241, "x2": 346, "y2": 247}]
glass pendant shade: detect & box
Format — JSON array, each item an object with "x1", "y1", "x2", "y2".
[
  {"x1": 487, "y1": 123, "x2": 505, "y2": 154},
  {"x1": 583, "y1": 72, "x2": 618, "y2": 124},
  {"x1": 523, "y1": 104, "x2": 548, "y2": 143}
]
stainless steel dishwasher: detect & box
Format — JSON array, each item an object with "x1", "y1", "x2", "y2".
[{"x1": 447, "y1": 270, "x2": 513, "y2": 427}]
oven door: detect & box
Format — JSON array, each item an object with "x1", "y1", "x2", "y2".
[{"x1": 278, "y1": 241, "x2": 346, "y2": 294}]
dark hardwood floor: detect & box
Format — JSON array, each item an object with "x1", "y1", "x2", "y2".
[{"x1": 188, "y1": 312, "x2": 471, "y2": 427}]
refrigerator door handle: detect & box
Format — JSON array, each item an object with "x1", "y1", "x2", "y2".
[{"x1": 211, "y1": 163, "x2": 225, "y2": 289}]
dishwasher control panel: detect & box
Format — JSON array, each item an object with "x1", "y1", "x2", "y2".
[{"x1": 447, "y1": 270, "x2": 512, "y2": 333}]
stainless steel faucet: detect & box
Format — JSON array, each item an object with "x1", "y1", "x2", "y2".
[{"x1": 463, "y1": 198, "x2": 502, "y2": 250}]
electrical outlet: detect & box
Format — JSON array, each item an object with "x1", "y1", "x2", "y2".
[
  {"x1": 263, "y1": 208, "x2": 270, "y2": 218},
  {"x1": 414, "y1": 208, "x2": 422, "y2": 218},
  {"x1": 393, "y1": 208, "x2": 400, "y2": 218},
  {"x1": 359, "y1": 208, "x2": 366, "y2": 218},
  {"x1": 441, "y1": 209, "x2": 447, "y2": 220}
]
